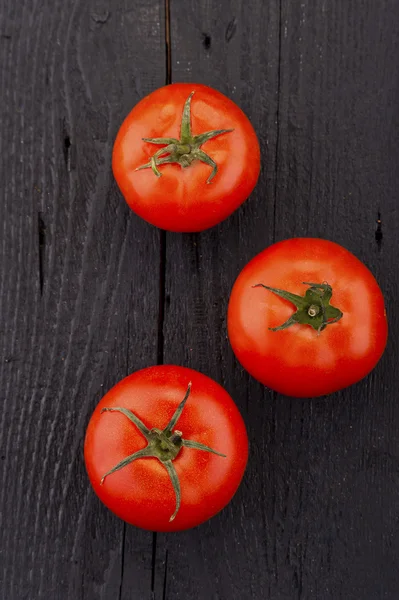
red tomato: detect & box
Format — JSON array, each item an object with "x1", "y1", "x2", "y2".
[
  {"x1": 112, "y1": 83, "x2": 260, "y2": 232},
  {"x1": 227, "y1": 238, "x2": 388, "y2": 398},
  {"x1": 84, "y1": 365, "x2": 248, "y2": 532}
]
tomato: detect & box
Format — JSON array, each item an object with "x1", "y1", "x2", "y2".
[
  {"x1": 84, "y1": 365, "x2": 248, "y2": 532},
  {"x1": 112, "y1": 83, "x2": 260, "y2": 232},
  {"x1": 227, "y1": 238, "x2": 388, "y2": 398}
]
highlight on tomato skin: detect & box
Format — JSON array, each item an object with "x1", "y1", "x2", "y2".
[
  {"x1": 84, "y1": 365, "x2": 248, "y2": 532},
  {"x1": 112, "y1": 83, "x2": 260, "y2": 232},
  {"x1": 227, "y1": 238, "x2": 388, "y2": 398}
]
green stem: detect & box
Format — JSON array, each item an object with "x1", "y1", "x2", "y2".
[
  {"x1": 164, "y1": 381, "x2": 192, "y2": 434},
  {"x1": 254, "y1": 281, "x2": 343, "y2": 333},
  {"x1": 100, "y1": 382, "x2": 226, "y2": 522},
  {"x1": 182, "y1": 439, "x2": 226, "y2": 457},
  {"x1": 135, "y1": 92, "x2": 234, "y2": 183},
  {"x1": 163, "y1": 461, "x2": 181, "y2": 522},
  {"x1": 100, "y1": 447, "x2": 154, "y2": 485},
  {"x1": 100, "y1": 407, "x2": 150, "y2": 439},
  {"x1": 180, "y1": 92, "x2": 194, "y2": 142}
]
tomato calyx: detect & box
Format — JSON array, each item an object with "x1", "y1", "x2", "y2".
[
  {"x1": 99, "y1": 382, "x2": 226, "y2": 522},
  {"x1": 135, "y1": 92, "x2": 234, "y2": 183},
  {"x1": 253, "y1": 281, "x2": 343, "y2": 334}
]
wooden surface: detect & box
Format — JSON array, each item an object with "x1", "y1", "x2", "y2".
[{"x1": 1, "y1": 0, "x2": 399, "y2": 598}]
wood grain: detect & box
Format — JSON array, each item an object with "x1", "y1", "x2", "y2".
[
  {"x1": 159, "y1": 0, "x2": 281, "y2": 598},
  {"x1": 270, "y1": 3, "x2": 399, "y2": 598},
  {"x1": 159, "y1": 1, "x2": 399, "y2": 599},
  {"x1": 0, "y1": 0, "x2": 164, "y2": 598},
  {"x1": 1, "y1": 0, "x2": 399, "y2": 599}
]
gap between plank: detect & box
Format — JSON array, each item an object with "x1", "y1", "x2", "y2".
[
  {"x1": 118, "y1": 313, "x2": 131, "y2": 600},
  {"x1": 272, "y1": 0, "x2": 282, "y2": 242},
  {"x1": 157, "y1": 0, "x2": 172, "y2": 366},
  {"x1": 119, "y1": 0, "x2": 171, "y2": 594},
  {"x1": 165, "y1": 0, "x2": 171, "y2": 84},
  {"x1": 152, "y1": 1, "x2": 172, "y2": 598},
  {"x1": 118, "y1": 523, "x2": 126, "y2": 600},
  {"x1": 157, "y1": 234, "x2": 167, "y2": 364}
]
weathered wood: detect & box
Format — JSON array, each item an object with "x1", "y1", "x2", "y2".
[
  {"x1": 2, "y1": 0, "x2": 399, "y2": 598},
  {"x1": 270, "y1": 3, "x2": 399, "y2": 598},
  {"x1": 0, "y1": 1, "x2": 164, "y2": 598},
  {"x1": 159, "y1": 0, "x2": 281, "y2": 598},
  {"x1": 160, "y1": 1, "x2": 399, "y2": 599}
]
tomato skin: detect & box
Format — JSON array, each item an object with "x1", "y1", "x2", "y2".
[
  {"x1": 84, "y1": 366, "x2": 248, "y2": 532},
  {"x1": 227, "y1": 238, "x2": 388, "y2": 398},
  {"x1": 112, "y1": 83, "x2": 260, "y2": 232}
]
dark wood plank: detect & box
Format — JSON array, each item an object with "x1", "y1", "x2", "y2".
[
  {"x1": 270, "y1": 2, "x2": 399, "y2": 598},
  {"x1": 2, "y1": 0, "x2": 399, "y2": 599},
  {"x1": 156, "y1": 1, "x2": 281, "y2": 598},
  {"x1": 158, "y1": 1, "x2": 399, "y2": 600},
  {"x1": 0, "y1": 1, "x2": 164, "y2": 598}
]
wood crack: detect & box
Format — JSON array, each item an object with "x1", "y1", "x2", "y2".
[
  {"x1": 162, "y1": 550, "x2": 169, "y2": 600},
  {"x1": 38, "y1": 212, "x2": 45, "y2": 295},
  {"x1": 118, "y1": 524, "x2": 126, "y2": 600},
  {"x1": 151, "y1": 532, "x2": 158, "y2": 598},
  {"x1": 375, "y1": 211, "x2": 383, "y2": 249}
]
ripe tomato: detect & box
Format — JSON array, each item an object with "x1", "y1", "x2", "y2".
[
  {"x1": 227, "y1": 238, "x2": 388, "y2": 398},
  {"x1": 112, "y1": 83, "x2": 260, "y2": 232},
  {"x1": 84, "y1": 365, "x2": 248, "y2": 532}
]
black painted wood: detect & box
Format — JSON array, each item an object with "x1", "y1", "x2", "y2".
[
  {"x1": 0, "y1": 1, "x2": 164, "y2": 598},
  {"x1": 1, "y1": 0, "x2": 399, "y2": 599},
  {"x1": 158, "y1": 1, "x2": 280, "y2": 599},
  {"x1": 161, "y1": 1, "x2": 399, "y2": 599}
]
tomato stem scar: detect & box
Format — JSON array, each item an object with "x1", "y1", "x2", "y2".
[
  {"x1": 135, "y1": 92, "x2": 234, "y2": 183},
  {"x1": 307, "y1": 304, "x2": 320, "y2": 317},
  {"x1": 253, "y1": 281, "x2": 343, "y2": 334},
  {"x1": 99, "y1": 382, "x2": 226, "y2": 522}
]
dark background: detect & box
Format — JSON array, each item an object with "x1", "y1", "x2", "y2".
[{"x1": 1, "y1": 0, "x2": 399, "y2": 598}]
